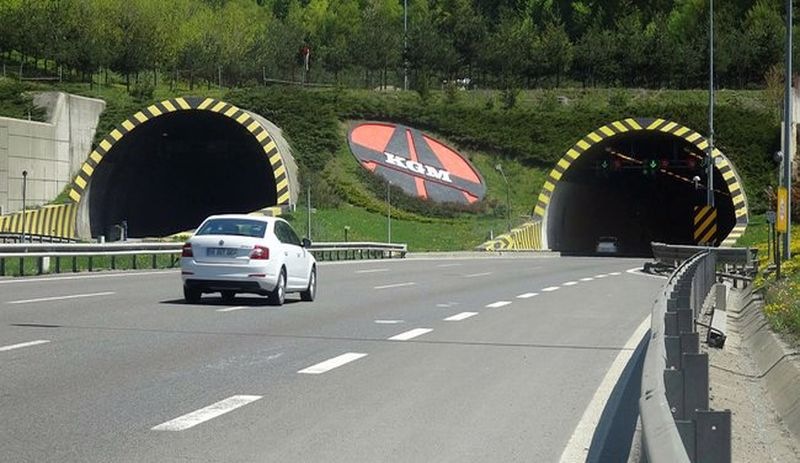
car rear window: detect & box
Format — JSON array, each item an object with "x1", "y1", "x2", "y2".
[{"x1": 196, "y1": 219, "x2": 267, "y2": 238}]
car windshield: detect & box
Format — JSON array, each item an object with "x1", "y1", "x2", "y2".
[{"x1": 196, "y1": 219, "x2": 267, "y2": 238}]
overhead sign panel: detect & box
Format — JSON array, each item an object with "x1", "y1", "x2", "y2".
[{"x1": 348, "y1": 122, "x2": 485, "y2": 205}]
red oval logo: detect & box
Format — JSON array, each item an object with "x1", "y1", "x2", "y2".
[{"x1": 348, "y1": 122, "x2": 485, "y2": 205}]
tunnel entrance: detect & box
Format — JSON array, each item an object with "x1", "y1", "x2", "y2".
[
  {"x1": 89, "y1": 110, "x2": 277, "y2": 238},
  {"x1": 537, "y1": 119, "x2": 746, "y2": 257}
]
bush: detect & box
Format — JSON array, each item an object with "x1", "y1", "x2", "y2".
[
  {"x1": 129, "y1": 80, "x2": 154, "y2": 102},
  {"x1": 501, "y1": 86, "x2": 519, "y2": 110}
]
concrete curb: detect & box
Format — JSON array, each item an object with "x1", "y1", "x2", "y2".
[{"x1": 732, "y1": 285, "x2": 800, "y2": 442}]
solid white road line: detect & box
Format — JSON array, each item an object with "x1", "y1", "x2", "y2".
[
  {"x1": 216, "y1": 306, "x2": 249, "y2": 312},
  {"x1": 626, "y1": 267, "x2": 668, "y2": 280},
  {"x1": 0, "y1": 270, "x2": 177, "y2": 285},
  {"x1": 558, "y1": 315, "x2": 651, "y2": 463},
  {"x1": 356, "y1": 268, "x2": 390, "y2": 274},
  {"x1": 388, "y1": 328, "x2": 433, "y2": 341},
  {"x1": 485, "y1": 301, "x2": 512, "y2": 308},
  {"x1": 580, "y1": 277, "x2": 594, "y2": 282},
  {"x1": 516, "y1": 292, "x2": 539, "y2": 299},
  {"x1": 298, "y1": 353, "x2": 368, "y2": 374},
  {"x1": 444, "y1": 312, "x2": 478, "y2": 321},
  {"x1": 464, "y1": 272, "x2": 493, "y2": 278},
  {"x1": 7, "y1": 291, "x2": 115, "y2": 305},
  {"x1": 152, "y1": 395, "x2": 262, "y2": 431},
  {"x1": 374, "y1": 282, "x2": 416, "y2": 290},
  {"x1": 542, "y1": 286, "x2": 560, "y2": 292},
  {"x1": 374, "y1": 320, "x2": 404, "y2": 324},
  {"x1": 563, "y1": 281, "x2": 578, "y2": 286},
  {"x1": 0, "y1": 340, "x2": 50, "y2": 352}
]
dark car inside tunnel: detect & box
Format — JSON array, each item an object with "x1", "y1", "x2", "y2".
[
  {"x1": 546, "y1": 132, "x2": 735, "y2": 256},
  {"x1": 89, "y1": 110, "x2": 277, "y2": 238}
]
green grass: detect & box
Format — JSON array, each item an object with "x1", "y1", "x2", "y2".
[
  {"x1": 0, "y1": 253, "x2": 180, "y2": 277},
  {"x1": 284, "y1": 205, "x2": 514, "y2": 252}
]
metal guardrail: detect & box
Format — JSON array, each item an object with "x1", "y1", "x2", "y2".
[
  {"x1": 309, "y1": 242, "x2": 407, "y2": 261},
  {"x1": 0, "y1": 241, "x2": 407, "y2": 277},
  {"x1": 0, "y1": 232, "x2": 77, "y2": 244},
  {"x1": 651, "y1": 242, "x2": 757, "y2": 269},
  {"x1": 640, "y1": 250, "x2": 730, "y2": 463}
]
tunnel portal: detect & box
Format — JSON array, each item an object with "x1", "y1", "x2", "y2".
[
  {"x1": 536, "y1": 119, "x2": 748, "y2": 256},
  {"x1": 89, "y1": 111, "x2": 275, "y2": 238},
  {"x1": 66, "y1": 97, "x2": 296, "y2": 240}
]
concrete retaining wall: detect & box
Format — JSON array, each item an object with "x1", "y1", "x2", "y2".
[
  {"x1": 0, "y1": 92, "x2": 105, "y2": 215},
  {"x1": 735, "y1": 285, "x2": 800, "y2": 442}
]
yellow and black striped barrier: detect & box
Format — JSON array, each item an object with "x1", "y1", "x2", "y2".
[
  {"x1": 533, "y1": 118, "x2": 749, "y2": 247},
  {"x1": 478, "y1": 221, "x2": 543, "y2": 251},
  {"x1": 694, "y1": 205, "x2": 717, "y2": 246},
  {"x1": 0, "y1": 204, "x2": 77, "y2": 239},
  {"x1": 67, "y1": 97, "x2": 293, "y2": 207}
]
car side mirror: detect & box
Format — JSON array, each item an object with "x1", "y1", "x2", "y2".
[{"x1": 302, "y1": 238, "x2": 312, "y2": 248}]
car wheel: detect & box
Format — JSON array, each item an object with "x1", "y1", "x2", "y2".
[
  {"x1": 183, "y1": 285, "x2": 201, "y2": 303},
  {"x1": 221, "y1": 290, "x2": 236, "y2": 303},
  {"x1": 269, "y1": 269, "x2": 286, "y2": 306},
  {"x1": 300, "y1": 266, "x2": 316, "y2": 302}
]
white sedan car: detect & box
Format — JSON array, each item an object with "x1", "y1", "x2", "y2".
[{"x1": 180, "y1": 214, "x2": 316, "y2": 305}]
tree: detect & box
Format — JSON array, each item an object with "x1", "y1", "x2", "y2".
[
  {"x1": 355, "y1": 0, "x2": 402, "y2": 89},
  {"x1": 539, "y1": 18, "x2": 573, "y2": 87}
]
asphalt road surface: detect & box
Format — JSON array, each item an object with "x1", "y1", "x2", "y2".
[{"x1": 0, "y1": 255, "x2": 664, "y2": 462}]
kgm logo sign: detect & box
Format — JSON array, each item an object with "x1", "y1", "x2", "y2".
[{"x1": 348, "y1": 122, "x2": 486, "y2": 205}]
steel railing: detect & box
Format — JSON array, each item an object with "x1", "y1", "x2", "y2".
[
  {"x1": 0, "y1": 241, "x2": 407, "y2": 277},
  {"x1": 640, "y1": 250, "x2": 731, "y2": 463}
]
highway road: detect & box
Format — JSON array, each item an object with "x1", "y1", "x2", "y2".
[{"x1": 0, "y1": 255, "x2": 663, "y2": 462}]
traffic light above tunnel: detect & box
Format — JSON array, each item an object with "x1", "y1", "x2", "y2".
[{"x1": 535, "y1": 118, "x2": 748, "y2": 256}]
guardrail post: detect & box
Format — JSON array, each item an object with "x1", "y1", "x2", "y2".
[
  {"x1": 152, "y1": 254, "x2": 157, "y2": 269},
  {"x1": 37, "y1": 257, "x2": 43, "y2": 275},
  {"x1": 132, "y1": 254, "x2": 137, "y2": 269},
  {"x1": 682, "y1": 353, "x2": 709, "y2": 421},
  {"x1": 88, "y1": 256, "x2": 93, "y2": 272},
  {"x1": 664, "y1": 368, "x2": 685, "y2": 420},
  {"x1": 18, "y1": 257, "x2": 24, "y2": 276},
  {"x1": 695, "y1": 410, "x2": 731, "y2": 463},
  {"x1": 72, "y1": 256, "x2": 77, "y2": 273},
  {"x1": 1, "y1": 256, "x2": 6, "y2": 276},
  {"x1": 676, "y1": 420, "x2": 697, "y2": 462},
  {"x1": 111, "y1": 255, "x2": 116, "y2": 270},
  {"x1": 55, "y1": 256, "x2": 60, "y2": 273}
]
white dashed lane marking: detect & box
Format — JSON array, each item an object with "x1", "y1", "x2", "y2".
[
  {"x1": 517, "y1": 292, "x2": 539, "y2": 299},
  {"x1": 464, "y1": 272, "x2": 493, "y2": 278},
  {"x1": 563, "y1": 281, "x2": 578, "y2": 286},
  {"x1": 542, "y1": 286, "x2": 560, "y2": 292},
  {"x1": 580, "y1": 277, "x2": 594, "y2": 282},
  {"x1": 7, "y1": 291, "x2": 115, "y2": 305},
  {"x1": 444, "y1": 312, "x2": 478, "y2": 321},
  {"x1": 594, "y1": 274, "x2": 608, "y2": 279},
  {"x1": 298, "y1": 353, "x2": 368, "y2": 374},
  {"x1": 152, "y1": 395, "x2": 262, "y2": 431},
  {"x1": 216, "y1": 306, "x2": 248, "y2": 312},
  {"x1": 485, "y1": 301, "x2": 512, "y2": 308},
  {"x1": 374, "y1": 320, "x2": 404, "y2": 324},
  {"x1": 374, "y1": 282, "x2": 416, "y2": 290},
  {"x1": 388, "y1": 328, "x2": 433, "y2": 341},
  {"x1": 609, "y1": 272, "x2": 622, "y2": 276},
  {"x1": 356, "y1": 268, "x2": 389, "y2": 274},
  {"x1": 437, "y1": 263, "x2": 461, "y2": 268},
  {"x1": 0, "y1": 340, "x2": 50, "y2": 352}
]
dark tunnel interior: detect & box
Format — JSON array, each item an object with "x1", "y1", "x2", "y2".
[
  {"x1": 89, "y1": 111, "x2": 277, "y2": 238},
  {"x1": 547, "y1": 132, "x2": 735, "y2": 256}
]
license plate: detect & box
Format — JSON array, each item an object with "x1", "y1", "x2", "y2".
[{"x1": 206, "y1": 247, "x2": 238, "y2": 257}]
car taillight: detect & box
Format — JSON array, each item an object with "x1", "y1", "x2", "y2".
[
  {"x1": 182, "y1": 243, "x2": 193, "y2": 258},
  {"x1": 250, "y1": 245, "x2": 269, "y2": 260}
]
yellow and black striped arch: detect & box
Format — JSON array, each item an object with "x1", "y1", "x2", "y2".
[
  {"x1": 0, "y1": 204, "x2": 77, "y2": 239},
  {"x1": 533, "y1": 118, "x2": 748, "y2": 247},
  {"x1": 67, "y1": 97, "x2": 292, "y2": 206}
]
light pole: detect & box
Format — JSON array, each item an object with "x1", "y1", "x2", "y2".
[
  {"x1": 495, "y1": 163, "x2": 511, "y2": 232},
  {"x1": 782, "y1": 0, "x2": 793, "y2": 259},
  {"x1": 21, "y1": 170, "x2": 27, "y2": 242},
  {"x1": 387, "y1": 180, "x2": 392, "y2": 243},
  {"x1": 403, "y1": 0, "x2": 408, "y2": 91},
  {"x1": 707, "y1": 0, "x2": 715, "y2": 208}
]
